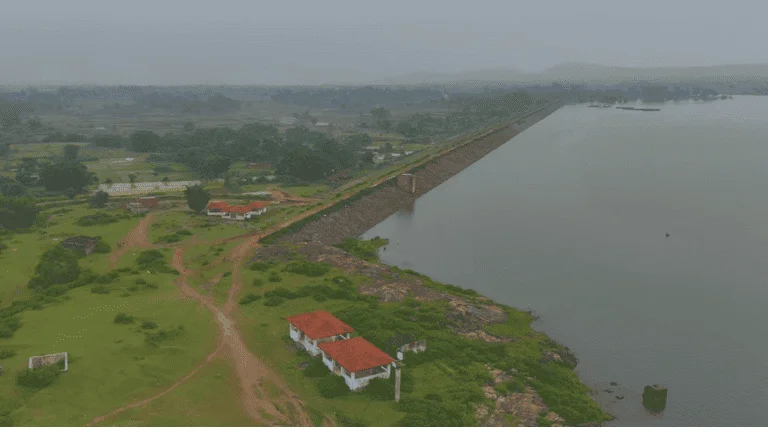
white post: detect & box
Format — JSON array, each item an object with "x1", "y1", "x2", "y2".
[{"x1": 395, "y1": 367, "x2": 401, "y2": 403}]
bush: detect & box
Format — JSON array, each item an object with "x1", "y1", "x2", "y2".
[
  {"x1": 90, "y1": 285, "x2": 111, "y2": 294},
  {"x1": 0, "y1": 346, "x2": 16, "y2": 359},
  {"x1": 113, "y1": 312, "x2": 135, "y2": 324},
  {"x1": 95, "y1": 271, "x2": 120, "y2": 284},
  {"x1": 335, "y1": 237, "x2": 389, "y2": 262},
  {"x1": 16, "y1": 364, "x2": 62, "y2": 389},
  {"x1": 144, "y1": 325, "x2": 185, "y2": 347},
  {"x1": 92, "y1": 241, "x2": 111, "y2": 254},
  {"x1": 29, "y1": 246, "x2": 81, "y2": 289},
  {"x1": 252, "y1": 278, "x2": 264, "y2": 287},
  {"x1": 140, "y1": 321, "x2": 158, "y2": 330},
  {"x1": 238, "y1": 293, "x2": 262, "y2": 305},
  {"x1": 75, "y1": 212, "x2": 122, "y2": 226},
  {"x1": 250, "y1": 261, "x2": 276, "y2": 272},
  {"x1": 267, "y1": 273, "x2": 282, "y2": 283},
  {"x1": 302, "y1": 358, "x2": 329, "y2": 378},
  {"x1": 284, "y1": 261, "x2": 330, "y2": 277},
  {"x1": 316, "y1": 374, "x2": 349, "y2": 398},
  {"x1": 136, "y1": 250, "x2": 175, "y2": 274},
  {"x1": 157, "y1": 229, "x2": 193, "y2": 244},
  {"x1": 264, "y1": 297, "x2": 285, "y2": 307}
]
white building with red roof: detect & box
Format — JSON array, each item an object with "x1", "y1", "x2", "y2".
[
  {"x1": 205, "y1": 200, "x2": 268, "y2": 220},
  {"x1": 286, "y1": 310, "x2": 354, "y2": 356},
  {"x1": 318, "y1": 337, "x2": 396, "y2": 391}
]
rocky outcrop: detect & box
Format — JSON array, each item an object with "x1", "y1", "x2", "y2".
[{"x1": 476, "y1": 367, "x2": 565, "y2": 427}]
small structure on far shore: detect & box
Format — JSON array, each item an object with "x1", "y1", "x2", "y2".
[
  {"x1": 60, "y1": 236, "x2": 98, "y2": 256},
  {"x1": 29, "y1": 352, "x2": 68, "y2": 372}
]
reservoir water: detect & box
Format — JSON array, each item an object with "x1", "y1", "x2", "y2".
[{"x1": 362, "y1": 97, "x2": 768, "y2": 426}]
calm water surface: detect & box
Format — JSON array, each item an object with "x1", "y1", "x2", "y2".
[{"x1": 363, "y1": 97, "x2": 768, "y2": 426}]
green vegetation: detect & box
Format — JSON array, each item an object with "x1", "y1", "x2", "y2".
[
  {"x1": 113, "y1": 313, "x2": 135, "y2": 324},
  {"x1": 75, "y1": 211, "x2": 126, "y2": 227},
  {"x1": 184, "y1": 184, "x2": 210, "y2": 213},
  {"x1": 0, "y1": 346, "x2": 16, "y2": 359},
  {"x1": 335, "y1": 237, "x2": 389, "y2": 262},
  {"x1": 238, "y1": 293, "x2": 262, "y2": 305},
  {"x1": 16, "y1": 363, "x2": 64, "y2": 389},
  {"x1": 284, "y1": 261, "x2": 331, "y2": 277},
  {"x1": 135, "y1": 249, "x2": 176, "y2": 274},
  {"x1": 156, "y1": 229, "x2": 193, "y2": 244}
]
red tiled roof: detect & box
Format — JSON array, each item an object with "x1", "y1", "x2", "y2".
[
  {"x1": 286, "y1": 311, "x2": 354, "y2": 340},
  {"x1": 206, "y1": 200, "x2": 268, "y2": 214},
  {"x1": 318, "y1": 337, "x2": 394, "y2": 373}
]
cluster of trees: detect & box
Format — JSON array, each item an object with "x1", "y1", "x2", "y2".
[
  {"x1": 271, "y1": 86, "x2": 445, "y2": 109},
  {"x1": 88, "y1": 124, "x2": 376, "y2": 182}
]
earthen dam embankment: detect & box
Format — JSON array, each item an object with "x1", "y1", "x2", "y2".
[{"x1": 276, "y1": 103, "x2": 561, "y2": 246}]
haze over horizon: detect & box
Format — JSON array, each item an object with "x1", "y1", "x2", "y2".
[{"x1": 2, "y1": 0, "x2": 767, "y2": 86}]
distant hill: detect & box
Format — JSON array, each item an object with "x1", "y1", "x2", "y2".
[{"x1": 374, "y1": 63, "x2": 768, "y2": 86}]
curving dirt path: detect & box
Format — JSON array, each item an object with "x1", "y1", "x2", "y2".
[
  {"x1": 107, "y1": 213, "x2": 156, "y2": 269},
  {"x1": 89, "y1": 213, "x2": 311, "y2": 426}
]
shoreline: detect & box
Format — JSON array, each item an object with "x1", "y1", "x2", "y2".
[{"x1": 273, "y1": 103, "x2": 562, "y2": 245}]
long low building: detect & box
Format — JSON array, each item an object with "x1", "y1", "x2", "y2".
[
  {"x1": 287, "y1": 310, "x2": 354, "y2": 356},
  {"x1": 205, "y1": 200, "x2": 268, "y2": 220},
  {"x1": 318, "y1": 337, "x2": 395, "y2": 391},
  {"x1": 286, "y1": 311, "x2": 395, "y2": 391}
]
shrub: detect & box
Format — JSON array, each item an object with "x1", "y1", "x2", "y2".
[
  {"x1": 267, "y1": 273, "x2": 282, "y2": 283},
  {"x1": 136, "y1": 250, "x2": 174, "y2": 274},
  {"x1": 16, "y1": 364, "x2": 63, "y2": 389},
  {"x1": 140, "y1": 321, "x2": 158, "y2": 330},
  {"x1": 264, "y1": 297, "x2": 285, "y2": 307},
  {"x1": 252, "y1": 278, "x2": 264, "y2": 287},
  {"x1": 90, "y1": 285, "x2": 111, "y2": 294},
  {"x1": 0, "y1": 346, "x2": 16, "y2": 359},
  {"x1": 222, "y1": 271, "x2": 232, "y2": 277},
  {"x1": 238, "y1": 293, "x2": 262, "y2": 305},
  {"x1": 250, "y1": 261, "x2": 276, "y2": 272},
  {"x1": 113, "y1": 312, "x2": 135, "y2": 324},
  {"x1": 144, "y1": 325, "x2": 185, "y2": 346},
  {"x1": 94, "y1": 239, "x2": 113, "y2": 253},
  {"x1": 335, "y1": 237, "x2": 389, "y2": 262},
  {"x1": 302, "y1": 358, "x2": 329, "y2": 378},
  {"x1": 284, "y1": 261, "x2": 330, "y2": 277},
  {"x1": 28, "y1": 246, "x2": 81, "y2": 291},
  {"x1": 95, "y1": 271, "x2": 120, "y2": 284},
  {"x1": 75, "y1": 212, "x2": 122, "y2": 226},
  {"x1": 316, "y1": 374, "x2": 349, "y2": 398}
]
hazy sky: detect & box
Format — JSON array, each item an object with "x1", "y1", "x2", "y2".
[{"x1": 1, "y1": 0, "x2": 766, "y2": 85}]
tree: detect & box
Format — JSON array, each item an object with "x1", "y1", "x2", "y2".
[
  {"x1": 65, "y1": 188, "x2": 77, "y2": 199},
  {"x1": 183, "y1": 121, "x2": 195, "y2": 132},
  {"x1": 63, "y1": 144, "x2": 79, "y2": 161},
  {"x1": 39, "y1": 161, "x2": 95, "y2": 193},
  {"x1": 28, "y1": 117, "x2": 43, "y2": 131},
  {"x1": 29, "y1": 246, "x2": 81, "y2": 290},
  {"x1": 276, "y1": 147, "x2": 334, "y2": 181},
  {"x1": 105, "y1": 178, "x2": 113, "y2": 187},
  {"x1": 90, "y1": 135, "x2": 124, "y2": 148},
  {"x1": 0, "y1": 176, "x2": 25, "y2": 197},
  {"x1": 184, "y1": 184, "x2": 210, "y2": 213},
  {"x1": 128, "y1": 130, "x2": 160, "y2": 152},
  {"x1": 0, "y1": 196, "x2": 39, "y2": 230},
  {"x1": 91, "y1": 190, "x2": 109, "y2": 208},
  {"x1": 0, "y1": 143, "x2": 9, "y2": 157},
  {"x1": 128, "y1": 173, "x2": 137, "y2": 185}
]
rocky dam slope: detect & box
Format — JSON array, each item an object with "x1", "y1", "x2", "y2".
[{"x1": 277, "y1": 103, "x2": 561, "y2": 246}]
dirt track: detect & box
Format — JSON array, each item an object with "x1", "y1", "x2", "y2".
[{"x1": 89, "y1": 217, "x2": 311, "y2": 427}]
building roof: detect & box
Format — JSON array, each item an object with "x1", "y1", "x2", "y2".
[
  {"x1": 206, "y1": 200, "x2": 268, "y2": 214},
  {"x1": 286, "y1": 310, "x2": 354, "y2": 340},
  {"x1": 318, "y1": 337, "x2": 394, "y2": 373}
]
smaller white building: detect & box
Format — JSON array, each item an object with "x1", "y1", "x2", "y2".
[
  {"x1": 318, "y1": 337, "x2": 396, "y2": 391},
  {"x1": 286, "y1": 310, "x2": 354, "y2": 356}
]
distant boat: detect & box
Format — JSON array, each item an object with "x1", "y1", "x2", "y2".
[{"x1": 587, "y1": 104, "x2": 601, "y2": 108}]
